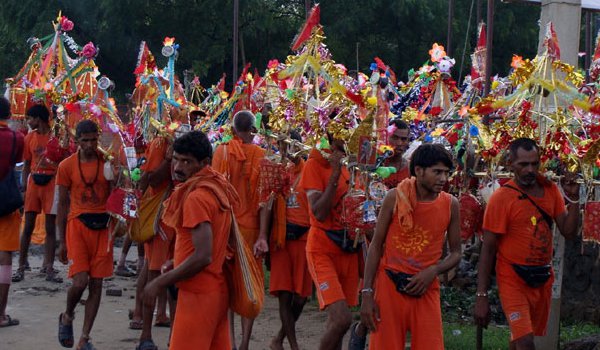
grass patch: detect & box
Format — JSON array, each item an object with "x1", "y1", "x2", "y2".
[{"x1": 443, "y1": 322, "x2": 509, "y2": 350}]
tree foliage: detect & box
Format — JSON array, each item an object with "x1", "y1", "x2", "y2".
[{"x1": 0, "y1": 0, "x2": 558, "y2": 102}]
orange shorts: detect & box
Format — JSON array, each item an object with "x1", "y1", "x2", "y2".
[
  {"x1": 306, "y1": 228, "x2": 359, "y2": 310},
  {"x1": 369, "y1": 269, "x2": 443, "y2": 350},
  {"x1": 170, "y1": 289, "x2": 230, "y2": 350},
  {"x1": 144, "y1": 224, "x2": 175, "y2": 271},
  {"x1": 0, "y1": 211, "x2": 21, "y2": 251},
  {"x1": 269, "y1": 239, "x2": 313, "y2": 298},
  {"x1": 66, "y1": 218, "x2": 113, "y2": 279},
  {"x1": 496, "y1": 259, "x2": 553, "y2": 341},
  {"x1": 24, "y1": 176, "x2": 56, "y2": 214}
]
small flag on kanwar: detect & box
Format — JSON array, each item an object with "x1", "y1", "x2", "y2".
[
  {"x1": 291, "y1": 4, "x2": 320, "y2": 51},
  {"x1": 544, "y1": 22, "x2": 561, "y2": 60},
  {"x1": 470, "y1": 22, "x2": 487, "y2": 91}
]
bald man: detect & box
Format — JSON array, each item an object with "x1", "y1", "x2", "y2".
[{"x1": 212, "y1": 111, "x2": 268, "y2": 350}]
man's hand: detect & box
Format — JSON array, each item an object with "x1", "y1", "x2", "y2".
[
  {"x1": 58, "y1": 243, "x2": 68, "y2": 265},
  {"x1": 360, "y1": 292, "x2": 380, "y2": 332},
  {"x1": 561, "y1": 172, "x2": 580, "y2": 201},
  {"x1": 404, "y1": 265, "x2": 438, "y2": 296},
  {"x1": 143, "y1": 277, "x2": 164, "y2": 307},
  {"x1": 161, "y1": 260, "x2": 174, "y2": 274},
  {"x1": 253, "y1": 237, "x2": 268, "y2": 257},
  {"x1": 474, "y1": 296, "x2": 491, "y2": 328},
  {"x1": 328, "y1": 150, "x2": 344, "y2": 174}
]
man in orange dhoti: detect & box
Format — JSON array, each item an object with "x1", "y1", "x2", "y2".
[
  {"x1": 143, "y1": 130, "x2": 239, "y2": 350},
  {"x1": 360, "y1": 144, "x2": 461, "y2": 350},
  {"x1": 475, "y1": 138, "x2": 580, "y2": 350},
  {"x1": 56, "y1": 120, "x2": 112, "y2": 350},
  {"x1": 212, "y1": 110, "x2": 268, "y2": 350},
  {"x1": 0, "y1": 97, "x2": 25, "y2": 328},
  {"x1": 13, "y1": 105, "x2": 63, "y2": 283},
  {"x1": 267, "y1": 132, "x2": 313, "y2": 350}
]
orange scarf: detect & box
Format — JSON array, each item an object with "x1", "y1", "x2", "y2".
[
  {"x1": 395, "y1": 177, "x2": 418, "y2": 231},
  {"x1": 162, "y1": 166, "x2": 240, "y2": 230}
]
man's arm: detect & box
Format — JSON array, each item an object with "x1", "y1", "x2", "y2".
[
  {"x1": 56, "y1": 185, "x2": 70, "y2": 264},
  {"x1": 555, "y1": 203, "x2": 580, "y2": 240},
  {"x1": 405, "y1": 196, "x2": 462, "y2": 296},
  {"x1": 151, "y1": 222, "x2": 213, "y2": 287},
  {"x1": 146, "y1": 158, "x2": 172, "y2": 189},
  {"x1": 306, "y1": 151, "x2": 343, "y2": 222},
  {"x1": 21, "y1": 160, "x2": 30, "y2": 192},
  {"x1": 360, "y1": 189, "x2": 395, "y2": 332},
  {"x1": 474, "y1": 230, "x2": 498, "y2": 328}
]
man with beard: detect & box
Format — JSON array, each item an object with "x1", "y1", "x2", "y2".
[
  {"x1": 57, "y1": 120, "x2": 112, "y2": 350},
  {"x1": 143, "y1": 130, "x2": 239, "y2": 350},
  {"x1": 475, "y1": 138, "x2": 580, "y2": 350},
  {"x1": 382, "y1": 119, "x2": 411, "y2": 189}
]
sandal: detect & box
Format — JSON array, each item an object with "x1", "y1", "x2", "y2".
[
  {"x1": 115, "y1": 266, "x2": 136, "y2": 278},
  {"x1": 129, "y1": 319, "x2": 143, "y2": 330},
  {"x1": 77, "y1": 341, "x2": 96, "y2": 350},
  {"x1": 46, "y1": 272, "x2": 64, "y2": 283},
  {"x1": 58, "y1": 313, "x2": 74, "y2": 348},
  {"x1": 0, "y1": 315, "x2": 20, "y2": 327},
  {"x1": 11, "y1": 269, "x2": 24, "y2": 283},
  {"x1": 153, "y1": 319, "x2": 171, "y2": 328},
  {"x1": 136, "y1": 339, "x2": 158, "y2": 350}
]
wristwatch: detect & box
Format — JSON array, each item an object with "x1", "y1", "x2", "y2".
[
  {"x1": 360, "y1": 288, "x2": 374, "y2": 294},
  {"x1": 476, "y1": 291, "x2": 488, "y2": 298}
]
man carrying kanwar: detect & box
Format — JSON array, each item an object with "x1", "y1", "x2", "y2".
[
  {"x1": 143, "y1": 130, "x2": 240, "y2": 350},
  {"x1": 56, "y1": 119, "x2": 113, "y2": 350},
  {"x1": 212, "y1": 110, "x2": 269, "y2": 350},
  {"x1": 267, "y1": 131, "x2": 313, "y2": 350},
  {"x1": 475, "y1": 138, "x2": 581, "y2": 350},
  {"x1": 13, "y1": 104, "x2": 63, "y2": 283},
  {"x1": 299, "y1": 131, "x2": 359, "y2": 350},
  {"x1": 359, "y1": 143, "x2": 461, "y2": 350},
  {"x1": 0, "y1": 96, "x2": 25, "y2": 328}
]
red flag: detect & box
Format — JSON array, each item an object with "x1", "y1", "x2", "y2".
[
  {"x1": 544, "y1": 22, "x2": 561, "y2": 60},
  {"x1": 291, "y1": 4, "x2": 320, "y2": 51},
  {"x1": 374, "y1": 57, "x2": 397, "y2": 84},
  {"x1": 216, "y1": 73, "x2": 226, "y2": 91},
  {"x1": 470, "y1": 22, "x2": 487, "y2": 90}
]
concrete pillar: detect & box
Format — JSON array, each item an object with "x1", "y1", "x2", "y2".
[{"x1": 536, "y1": 3, "x2": 581, "y2": 348}]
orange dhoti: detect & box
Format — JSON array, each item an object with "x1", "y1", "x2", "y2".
[
  {"x1": 369, "y1": 270, "x2": 443, "y2": 350},
  {"x1": 306, "y1": 227, "x2": 359, "y2": 310},
  {"x1": 66, "y1": 218, "x2": 113, "y2": 278},
  {"x1": 0, "y1": 211, "x2": 21, "y2": 251},
  {"x1": 269, "y1": 239, "x2": 312, "y2": 297},
  {"x1": 169, "y1": 289, "x2": 230, "y2": 350},
  {"x1": 496, "y1": 259, "x2": 553, "y2": 341}
]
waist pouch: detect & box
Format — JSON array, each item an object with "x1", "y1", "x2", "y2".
[
  {"x1": 385, "y1": 269, "x2": 416, "y2": 296},
  {"x1": 512, "y1": 264, "x2": 551, "y2": 288},
  {"x1": 32, "y1": 173, "x2": 53, "y2": 186},
  {"x1": 325, "y1": 229, "x2": 360, "y2": 253},
  {"x1": 78, "y1": 213, "x2": 111, "y2": 230},
  {"x1": 286, "y1": 223, "x2": 309, "y2": 241}
]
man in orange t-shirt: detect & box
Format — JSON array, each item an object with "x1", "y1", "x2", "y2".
[
  {"x1": 267, "y1": 132, "x2": 313, "y2": 350},
  {"x1": 143, "y1": 130, "x2": 240, "y2": 350},
  {"x1": 360, "y1": 144, "x2": 461, "y2": 350},
  {"x1": 212, "y1": 110, "x2": 268, "y2": 350},
  {"x1": 298, "y1": 133, "x2": 358, "y2": 350},
  {"x1": 131, "y1": 135, "x2": 175, "y2": 342},
  {"x1": 13, "y1": 105, "x2": 63, "y2": 283},
  {"x1": 0, "y1": 97, "x2": 25, "y2": 328},
  {"x1": 475, "y1": 138, "x2": 581, "y2": 350},
  {"x1": 56, "y1": 120, "x2": 112, "y2": 350}
]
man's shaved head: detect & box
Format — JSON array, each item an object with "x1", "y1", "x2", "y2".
[{"x1": 233, "y1": 110, "x2": 255, "y2": 133}]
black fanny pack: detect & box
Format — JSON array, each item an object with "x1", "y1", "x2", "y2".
[
  {"x1": 325, "y1": 229, "x2": 360, "y2": 253},
  {"x1": 78, "y1": 213, "x2": 111, "y2": 230},
  {"x1": 512, "y1": 264, "x2": 552, "y2": 288},
  {"x1": 286, "y1": 223, "x2": 309, "y2": 241},
  {"x1": 32, "y1": 173, "x2": 53, "y2": 186},
  {"x1": 385, "y1": 269, "x2": 416, "y2": 296}
]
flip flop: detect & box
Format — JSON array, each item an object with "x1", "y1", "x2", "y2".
[
  {"x1": 136, "y1": 339, "x2": 158, "y2": 350},
  {"x1": 58, "y1": 313, "x2": 74, "y2": 348},
  {"x1": 77, "y1": 341, "x2": 96, "y2": 350},
  {"x1": 0, "y1": 315, "x2": 19, "y2": 328},
  {"x1": 11, "y1": 269, "x2": 24, "y2": 283},
  {"x1": 46, "y1": 273, "x2": 64, "y2": 283},
  {"x1": 115, "y1": 266, "x2": 136, "y2": 278},
  {"x1": 129, "y1": 319, "x2": 143, "y2": 330}
]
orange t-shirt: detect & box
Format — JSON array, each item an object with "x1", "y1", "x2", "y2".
[
  {"x1": 298, "y1": 149, "x2": 350, "y2": 231},
  {"x1": 381, "y1": 191, "x2": 452, "y2": 274},
  {"x1": 285, "y1": 160, "x2": 310, "y2": 239},
  {"x1": 56, "y1": 152, "x2": 110, "y2": 220},
  {"x1": 483, "y1": 179, "x2": 566, "y2": 266},
  {"x1": 174, "y1": 185, "x2": 231, "y2": 294},
  {"x1": 141, "y1": 136, "x2": 170, "y2": 194},
  {"x1": 212, "y1": 138, "x2": 265, "y2": 230},
  {"x1": 24, "y1": 130, "x2": 54, "y2": 174}
]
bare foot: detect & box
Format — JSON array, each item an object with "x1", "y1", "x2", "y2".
[{"x1": 269, "y1": 338, "x2": 284, "y2": 350}]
